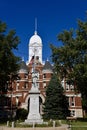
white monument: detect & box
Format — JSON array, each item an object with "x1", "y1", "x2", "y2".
[
  {"x1": 25, "y1": 67, "x2": 43, "y2": 124},
  {"x1": 25, "y1": 22, "x2": 43, "y2": 124}
]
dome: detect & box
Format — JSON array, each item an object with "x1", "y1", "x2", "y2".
[{"x1": 29, "y1": 31, "x2": 42, "y2": 46}]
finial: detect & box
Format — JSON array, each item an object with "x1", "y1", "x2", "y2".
[{"x1": 34, "y1": 18, "x2": 37, "y2": 35}]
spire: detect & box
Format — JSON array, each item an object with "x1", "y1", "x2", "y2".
[{"x1": 34, "y1": 18, "x2": 37, "y2": 35}]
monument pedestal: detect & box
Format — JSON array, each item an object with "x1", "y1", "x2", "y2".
[{"x1": 25, "y1": 89, "x2": 43, "y2": 124}]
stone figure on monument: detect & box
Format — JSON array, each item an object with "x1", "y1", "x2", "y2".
[{"x1": 32, "y1": 72, "x2": 38, "y2": 88}]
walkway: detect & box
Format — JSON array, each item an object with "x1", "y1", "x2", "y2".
[{"x1": 0, "y1": 124, "x2": 68, "y2": 130}]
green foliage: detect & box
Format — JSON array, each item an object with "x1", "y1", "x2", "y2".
[
  {"x1": 0, "y1": 20, "x2": 20, "y2": 91},
  {"x1": 43, "y1": 74, "x2": 70, "y2": 120},
  {"x1": 16, "y1": 108, "x2": 28, "y2": 120},
  {"x1": 50, "y1": 18, "x2": 87, "y2": 112}
]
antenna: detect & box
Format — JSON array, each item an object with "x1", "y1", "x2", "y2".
[{"x1": 35, "y1": 18, "x2": 37, "y2": 34}]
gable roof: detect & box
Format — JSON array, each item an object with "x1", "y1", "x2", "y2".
[
  {"x1": 19, "y1": 61, "x2": 28, "y2": 72},
  {"x1": 43, "y1": 60, "x2": 53, "y2": 71}
]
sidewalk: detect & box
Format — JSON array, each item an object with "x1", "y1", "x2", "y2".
[{"x1": 0, "y1": 124, "x2": 68, "y2": 130}]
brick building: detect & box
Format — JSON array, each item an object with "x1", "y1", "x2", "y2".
[{"x1": 0, "y1": 30, "x2": 83, "y2": 118}]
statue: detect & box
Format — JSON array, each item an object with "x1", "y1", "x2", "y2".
[{"x1": 32, "y1": 72, "x2": 38, "y2": 87}]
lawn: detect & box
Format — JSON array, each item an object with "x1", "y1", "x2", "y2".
[
  {"x1": 62, "y1": 118, "x2": 87, "y2": 130},
  {"x1": 71, "y1": 121, "x2": 87, "y2": 130},
  {"x1": 71, "y1": 127, "x2": 87, "y2": 130}
]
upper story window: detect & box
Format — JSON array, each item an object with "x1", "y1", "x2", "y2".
[
  {"x1": 43, "y1": 74, "x2": 46, "y2": 79},
  {"x1": 70, "y1": 85, "x2": 74, "y2": 91},
  {"x1": 71, "y1": 97, "x2": 75, "y2": 106},
  {"x1": 16, "y1": 82, "x2": 19, "y2": 90},
  {"x1": 65, "y1": 82, "x2": 69, "y2": 91},
  {"x1": 25, "y1": 74, "x2": 28, "y2": 79},
  {"x1": 43, "y1": 82, "x2": 46, "y2": 88},
  {"x1": 24, "y1": 82, "x2": 28, "y2": 88},
  {"x1": 65, "y1": 81, "x2": 74, "y2": 91},
  {"x1": 70, "y1": 110, "x2": 75, "y2": 117}
]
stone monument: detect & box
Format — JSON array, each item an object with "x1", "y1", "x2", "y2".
[{"x1": 25, "y1": 54, "x2": 43, "y2": 124}]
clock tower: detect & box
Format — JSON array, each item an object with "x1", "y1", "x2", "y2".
[{"x1": 28, "y1": 31, "x2": 42, "y2": 64}]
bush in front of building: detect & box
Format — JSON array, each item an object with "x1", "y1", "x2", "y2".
[{"x1": 16, "y1": 108, "x2": 28, "y2": 120}]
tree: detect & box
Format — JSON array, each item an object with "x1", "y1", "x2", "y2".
[
  {"x1": 50, "y1": 19, "x2": 87, "y2": 112},
  {"x1": 0, "y1": 20, "x2": 20, "y2": 92},
  {"x1": 43, "y1": 74, "x2": 70, "y2": 120}
]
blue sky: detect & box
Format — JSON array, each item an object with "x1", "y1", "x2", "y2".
[{"x1": 0, "y1": 0, "x2": 87, "y2": 62}]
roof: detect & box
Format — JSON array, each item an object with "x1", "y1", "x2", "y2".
[
  {"x1": 43, "y1": 60, "x2": 53, "y2": 71},
  {"x1": 19, "y1": 61, "x2": 28, "y2": 72}
]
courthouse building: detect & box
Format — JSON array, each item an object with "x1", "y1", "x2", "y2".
[{"x1": 0, "y1": 29, "x2": 83, "y2": 118}]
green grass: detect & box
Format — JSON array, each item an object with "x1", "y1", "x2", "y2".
[
  {"x1": 71, "y1": 122, "x2": 87, "y2": 125},
  {"x1": 62, "y1": 119, "x2": 87, "y2": 130},
  {"x1": 71, "y1": 127, "x2": 87, "y2": 130},
  {"x1": 61, "y1": 118, "x2": 87, "y2": 130},
  {"x1": 71, "y1": 121, "x2": 87, "y2": 130}
]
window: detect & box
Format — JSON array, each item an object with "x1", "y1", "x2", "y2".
[
  {"x1": 25, "y1": 74, "x2": 28, "y2": 79},
  {"x1": 16, "y1": 82, "x2": 19, "y2": 90},
  {"x1": 43, "y1": 74, "x2": 46, "y2": 78},
  {"x1": 71, "y1": 97, "x2": 75, "y2": 106},
  {"x1": 71, "y1": 102, "x2": 74, "y2": 106},
  {"x1": 71, "y1": 110, "x2": 75, "y2": 116},
  {"x1": 70, "y1": 85, "x2": 74, "y2": 91},
  {"x1": 43, "y1": 82, "x2": 46, "y2": 88},
  {"x1": 66, "y1": 82, "x2": 69, "y2": 91},
  {"x1": 24, "y1": 82, "x2": 28, "y2": 88}
]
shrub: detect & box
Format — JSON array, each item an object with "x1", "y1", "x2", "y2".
[{"x1": 16, "y1": 108, "x2": 28, "y2": 120}]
